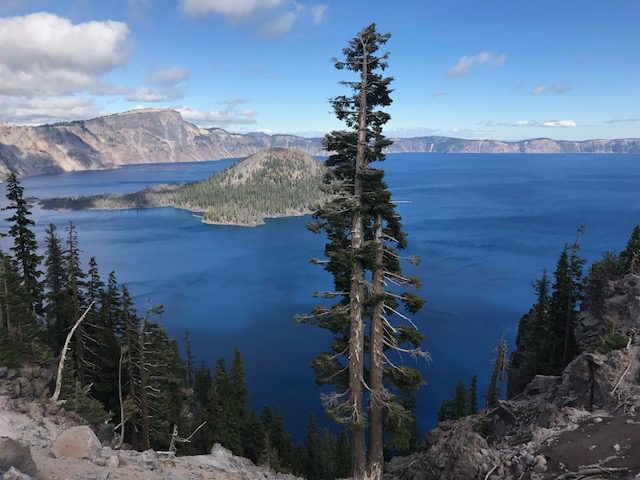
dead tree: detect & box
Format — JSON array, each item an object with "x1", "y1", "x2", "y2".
[{"x1": 51, "y1": 302, "x2": 95, "y2": 402}]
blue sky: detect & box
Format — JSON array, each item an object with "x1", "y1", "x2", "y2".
[{"x1": 0, "y1": 0, "x2": 638, "y2": 140}]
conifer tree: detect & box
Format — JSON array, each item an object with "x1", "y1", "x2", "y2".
[
  {"x1": 184, "y1": 329, "x2": 195, "y2": 387},
  {"x1": 486, "y1": 337, "x2": 508, "y2": 409},
  {"x1": 548, "y1": 229, "x2": 585, "y2": 373},
  {"x1": 437, "y1": 399, "x2": 453, "y2": 422},
  {"x1": 209, "y1": 358, "x2": 241, "y2": 452},
  {"x1": 468, "y1": 374, "x2": 479, "y2": 415},
  {"x1": 452, "y1": 380, "x2": 469, "y2": 419},
  {"x1": 230, "y1": 348, "x2": 248, "y2": 455},
  {"x1": 4, "y1": 173, "x2": 42, "y2": 313},
  {"x1": 43, "y1": 223, "x2": 67, "y2": 351},
  {"x1": 302, "y1": 23, "x2": 426, "y2": 479},
  {"x1": 244, "y1": 410, "x2": 266, "y2": 463},
  {"x1": 620, "y1": 225, "x2": 640, "y2": 274},
  {"x1": 63, "y1": 222, "x2": 91, "y2": 386},
  {"x1": 0, "y1": 251, "x2": 47, "y2": 365}
]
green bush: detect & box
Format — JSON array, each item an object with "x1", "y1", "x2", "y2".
[{"x1": 590, "y1": 331, "x2": 629, "y2": 354}]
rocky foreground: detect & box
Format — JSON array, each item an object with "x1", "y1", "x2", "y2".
[
  {"x1": 1, "y1": 108, "x2": 639, "y2": 177},
  {"x1": 386, "y1": 274, "x2": 640, "y2": 480},
  {"x1": 0, "y1": 368, "x2": 300, "y2": 480}
]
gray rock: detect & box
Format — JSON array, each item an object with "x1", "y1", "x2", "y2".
[
  {"x1": 0, "y1": 437, "x2": 38, "y2": 477},
  {"x1": 2, "y1": 466, "x2": 33, "y2": 480},
  {"x1": 51, "y1": 426, "x2": 102, "y2": 460},
  {"x1": 525, "y1": 375, "x2": 561, "y2": 396},
  {"x1": 141, "y1": 449, "x2": 158, "y2": 470},
  {"x1": 106, "y1": 455, "x2": 119, "y2": 469}
]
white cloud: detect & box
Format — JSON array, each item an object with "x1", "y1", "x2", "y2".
[
  {"x1": 386, "y1": 126, "x2": 496, "y2": 138},
  {"x1": 259, "y1": 11, "x2": 296, "y2": 37},
  {"x1": 310, "y1": 4, "x2": 326, "y2": 24},
  {"x1": 530, "y1": 82, "x2": 571, "y2": 96},
  {"x1": 481, "y1": 119, "x2": 578, "y2": 128},
  {"x1": 177, "y1": 103, "x2": 258, "y2": 127},
  {"x1": 432, "y1": 90, "x2": 449, "y2": 97},
  {"x1": 179, "y1": 0, "x2": 326, "y2": 38},
  {"x1": 541, "y1": 119, "x2": 577, "y2": 128},
  {"x1": 604, "y1": 117, "x2": 640, "y2": 124},
  {"x1": 0, "y1": 12, "x2": 129, "y2": 97},
  {"x1": 125, "y1": 86, "x2": 186, "y2": 102},
  {"x1": 448, "y1": 52, "x2": 507, "y2": 78},
  {"x1": 180, "y1": 0, "x2": 284, "y2": 19},
  {"x1": 222, "y1": 97, "x2": 249, "y2": 106},
  {"x1": 0, "y1": 95, "x2": 105, "y2": 124},
  {"x1": 146, "y1": 67, "x2": 191, "y2": 85}
]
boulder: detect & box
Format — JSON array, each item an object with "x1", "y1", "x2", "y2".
[
  {"x1": 51, "y1": 426, "x2": 102, "y2": 460},
  {"x1": 525, "y1": 375, "x2": 561, "y2": 396},
  {"x1": 141, "y1": 449, "x2": 158, "y2": 470},
  {"x1": 2, "y1": 467, "x2": 33, "y2": 480},
  {"x1": 0, "y1": 437, "x2": 38, "y2": 477},
  {"x1": 106, "y1": 455, "x2": 120, "y2": 469}
]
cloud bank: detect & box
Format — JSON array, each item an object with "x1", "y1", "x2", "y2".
[
  {"x1": 0, "y1": 12, "x2": 130, "y2": 97},
  {"x1": 482, "y1": 119, "x2": 578, "y2": 128},
  {"x1": 179, "y1": 0, "x2": 326, "y2": 37}
]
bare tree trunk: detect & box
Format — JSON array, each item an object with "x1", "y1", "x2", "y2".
[
  {"x1": 0, "y1": 262, "x2": 5, "y2": 334},
  {"x1": 138, "y1": 323, "x2": 151, "y2": 451},
  {"x1": 2, "y1": 261, "x2": 12, "y2": 334},
  {"x1": 51, "y1": 302, "x2": 94, "y2": 402},
  {"x1": 562, "y1": 274, "x2": 572, "y2": 368},
  {"x1": 368, "y1": 213, "x2": 384, "y2": 480},
  {"x1": 117, "y1": 347, "x2": 126, "y2": 449},
  {"x1": 348, "y1": 35, "x2": 369, "y2": 479}
]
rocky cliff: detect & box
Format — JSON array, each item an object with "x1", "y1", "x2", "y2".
[
  {"x1": 0, "y1": 109, "x2": 324, "y2": 177},
  {"x1": 1, "y1": 109, "x2": 639, "y2": 178},
  {"x1": 386, "y1": 274, "x2": 640, "y2": 479},
  {"x1": 0, "y1": 367, "x2": 301, "y2": 480}
]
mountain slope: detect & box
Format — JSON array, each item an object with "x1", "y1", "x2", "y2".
[
  {"x1": 1, "y1": 109, "x2": 639, "y2": 178},
  {"x1": 40, "y1": 148, "x2": 327, "y2": 226},
  {"x1": 0, "y1": 109, "x2": 325, "y2": 177}
]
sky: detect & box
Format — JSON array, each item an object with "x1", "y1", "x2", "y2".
[{"x1": 0, "y1": 0, "x2": 638, "y2": 140}]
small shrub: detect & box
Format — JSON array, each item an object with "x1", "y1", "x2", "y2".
[{"x1": 590, "y1": 331, "x2": 629, "y2": 354}]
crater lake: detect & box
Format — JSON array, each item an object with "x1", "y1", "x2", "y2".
[{"x1": 3, "y1": 152, "x2": 639, "y2": 438}]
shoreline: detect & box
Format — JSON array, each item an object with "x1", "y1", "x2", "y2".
[{"x1": 38, "y1": 198, "x2": 314, "y2": 228}]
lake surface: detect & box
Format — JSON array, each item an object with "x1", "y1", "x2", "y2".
[{"x1": 3, "y1": 153, "x2": 639, "y2": 439}]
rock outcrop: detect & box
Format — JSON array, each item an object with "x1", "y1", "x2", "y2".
[
  {"x1": 0, "y1": 373, "x2": 303, "y2": 479},
  {"x1": 387, "y1": 274, "x2": 640, "y2": 479},
  {"x1": 1, "y1": 108, "x2": 639, "y2": 177},
  {"x1": 0, "y1": 365, "x2": 54, "y2": 401},
  {"x1": 0, "y1": 437, "x2": 38, "y2": 477},
  {"x1": 575, "y1": 274, "x2": 640, "y2": 350}
]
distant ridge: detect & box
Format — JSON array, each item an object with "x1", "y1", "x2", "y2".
[{"x1": 0, "y1": 109, "x2": 638, "y2": 177}]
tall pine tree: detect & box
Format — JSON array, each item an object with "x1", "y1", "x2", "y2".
[
  {"x1": 4, "y1": 173, "x2": 42, "y2": 313},
  {"x1": 302, "y1": 23, "x2": 426, "y2": 479}
]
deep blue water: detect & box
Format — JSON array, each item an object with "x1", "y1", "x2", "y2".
[{"x1": 3, "y1": 153, "x2": 640, "y2": 440}]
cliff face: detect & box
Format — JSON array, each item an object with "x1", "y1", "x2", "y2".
[
  {"x1": 387, "y1": 136, "x2": 640, "y2": 154},
  {"x1": 1, "y1": 109, "x2": 639, "y2": 178},
  {"x1": 0, "y1": 109, "x2": 325, "y2": 177}
]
